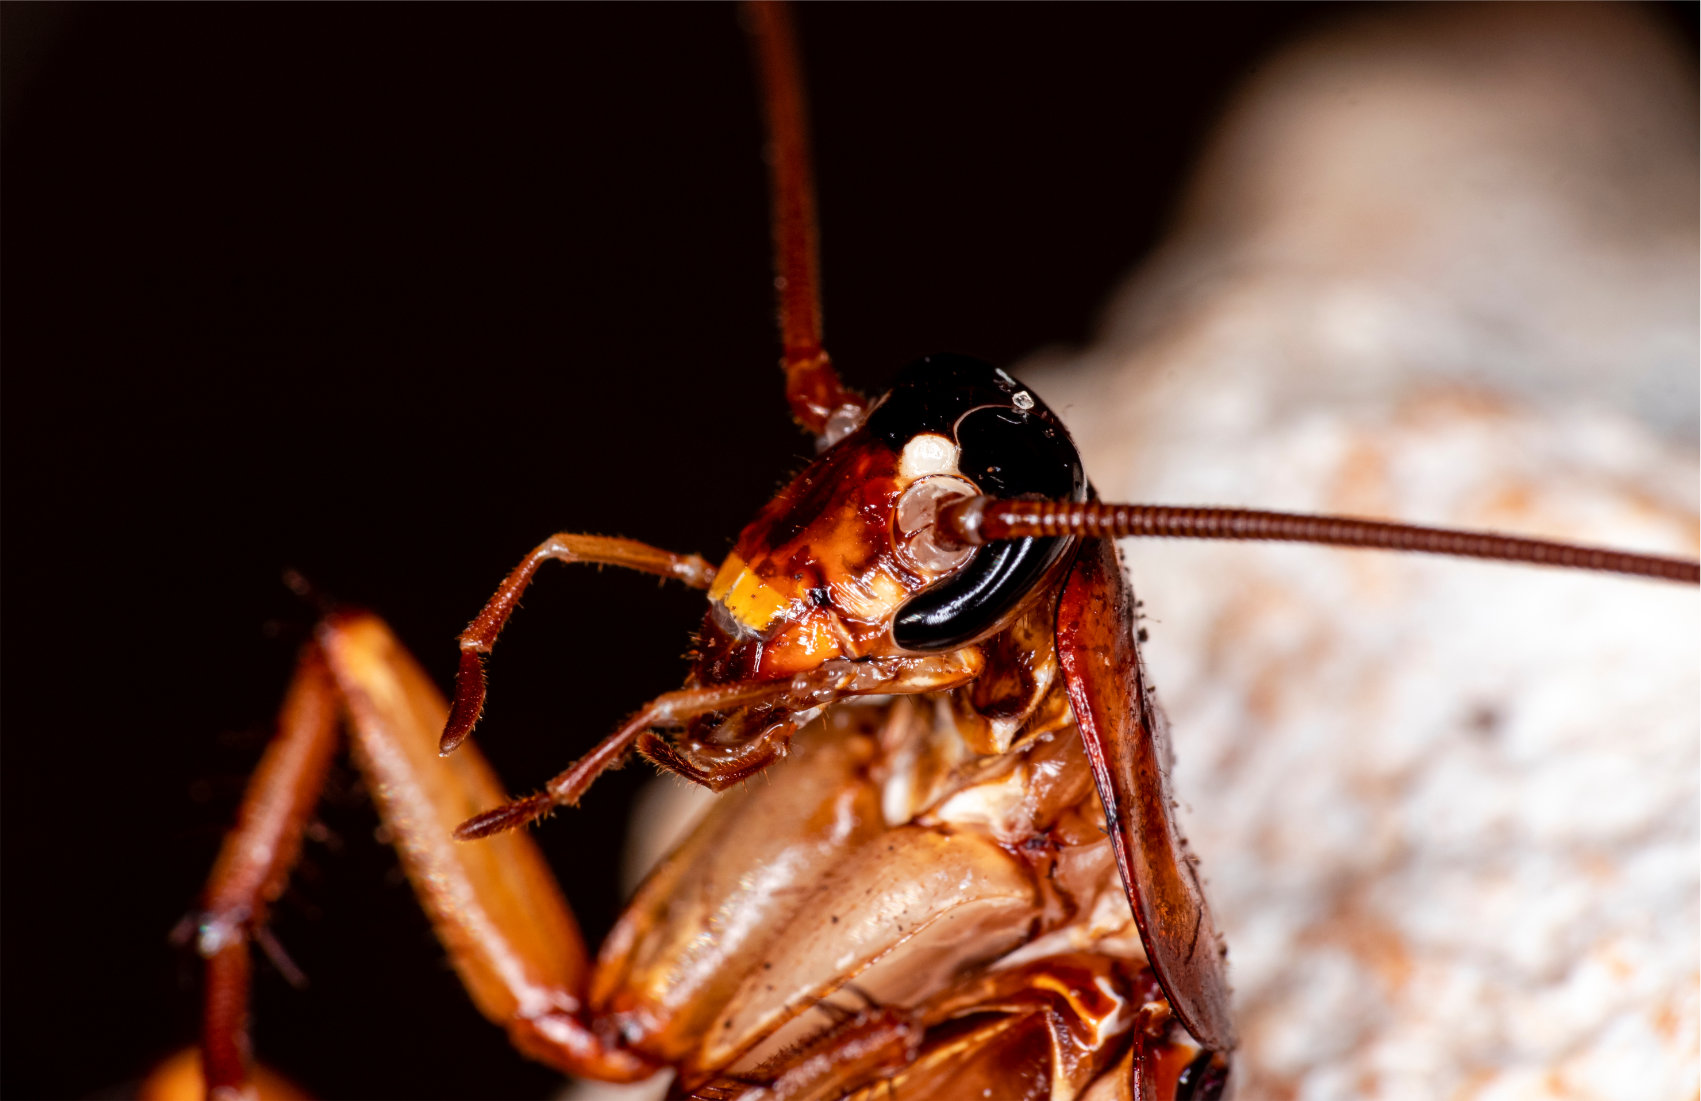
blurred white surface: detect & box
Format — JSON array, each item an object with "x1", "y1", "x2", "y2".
[
  {"x1": 1024, "y1": 5, "x2": 1697, "y2": 1099},
  {"x1": 563, "y1": 7, "x2": 1697, "y2": 1100}
]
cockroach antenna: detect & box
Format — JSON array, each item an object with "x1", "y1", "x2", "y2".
[{"x1": 937, "y1": 497, "x2": 1700, "y2": 584}]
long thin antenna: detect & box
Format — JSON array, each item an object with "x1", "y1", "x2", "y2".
[
  {"x1": 744, "y1": 0, "x2": 859, "y2": 435},
  {"x1": 938, "y1": 497, "x2": 1700, "y2": 584}
]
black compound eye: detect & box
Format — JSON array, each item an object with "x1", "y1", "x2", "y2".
[{"x1": 868, "y1": 354, "x2": 1088, "y2": 652}]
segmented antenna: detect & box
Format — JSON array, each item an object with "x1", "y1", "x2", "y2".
[
  {"x1": 937, "y1": 497, "x2": 1700, "y2": 584},
  {"x1": 744, "y1": 0, "x2": 860, "y2": 434}
]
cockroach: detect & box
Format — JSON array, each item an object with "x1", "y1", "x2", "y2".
[{"x1": 111, "y1": 5, "x2": 1694, "y2": 1100}]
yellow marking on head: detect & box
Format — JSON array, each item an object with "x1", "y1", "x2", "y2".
[{"x1": 708, "y1": 553, "x2": 792, "y2": 633}]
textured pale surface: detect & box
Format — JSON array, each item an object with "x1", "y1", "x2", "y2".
[
  {"x1": 565, "y1": 7, "x2": 1698, "y2": 1099},
  {"x1": 1022, "y1": 6, "x2": 1697, "y2": 1099}
]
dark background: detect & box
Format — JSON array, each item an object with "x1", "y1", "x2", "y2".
[{"x1": 2, "y1": 5, "x2": 1691, "y2": 1099}]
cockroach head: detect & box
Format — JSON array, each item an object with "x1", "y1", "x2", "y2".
[
  {"x1": 866, "y1": 355, "x2": 1088, "y2": 650},
  {"x1": 693, "y1": 355, "x2": 1086, "y2": 685}
]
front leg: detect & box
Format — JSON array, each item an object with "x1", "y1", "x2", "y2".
[
  {"x1": 456, "y1": 649, "x2": 987, "y2": 838},
  {"x1": 443, "y1": 533, "x2": 717, "y2": 753}
]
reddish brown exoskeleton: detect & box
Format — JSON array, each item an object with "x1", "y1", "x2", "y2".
[{"x1": 152, "y1": 6, "x2": 1699, "y2": 1100}]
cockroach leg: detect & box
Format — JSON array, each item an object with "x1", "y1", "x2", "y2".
[
  {"x1": 743, "y1": 1005, "x2": 922, "y2": 1101},
  {"x1": 184, "y1": 613, "x2": 620, "y2": 1094},
  {"x1": 453, "y1": 678, "x2": 798, "y2": 840},
  {"x1": 191, "y1": 646, "x2": 340, "y2": 1096},
  {"x1": 635, "y1": 720, "x2": 797, "y2": 792},
  {"x1": 442, "y1": 534, "x2": 717, "y2": 755},
  {"x1": 200, "y1": 934, "x2": 256, "y2": 1100},
  {"x1": 456, "y1": 650, "x2": 985, "y2": 838},
  {"x1": 695, "y1": 955, "x2": 1184, "y2": 1099},
  {"x1": 683, "y1": 1001, "x2": 922, "y2": 1100}
]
